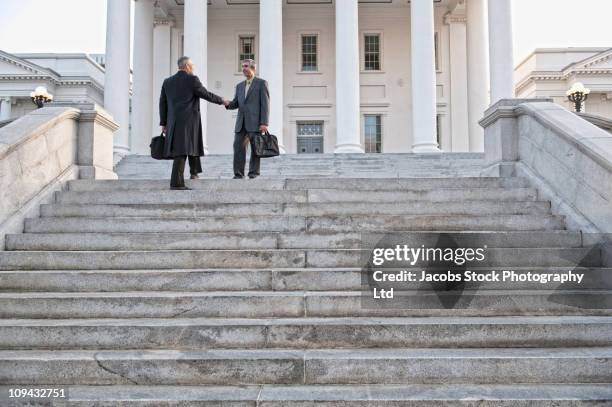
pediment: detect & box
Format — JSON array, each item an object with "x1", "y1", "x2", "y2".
[
  {"x1": 568, "y1": 48, "x2": 612, "y2": 71},
  {"x1": 0, "y1": 51, "x2": 53, "y2": 77}
]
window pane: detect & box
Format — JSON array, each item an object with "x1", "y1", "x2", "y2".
[
  {"x1": 301, "y1": 35, "x2": 318, "y2": 71},
  {"x1": 297, "y1": 121, "x2": 323, "y2": 136},
  {"x1": 364, "y1": 115, "x2": 382, "y2": 153},
  {"x1": 239, "y1": 36, "x2": 255, "y2": 70},
  {"x1": 364, "y1": 34, "x2": 381, "y2": 71}
]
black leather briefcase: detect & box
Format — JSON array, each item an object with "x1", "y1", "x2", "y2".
[
  {"x1": 252, "y1": 131, "x2": 280, "y2": 158},
  {"x1": 150, "y1": 133, "x2": 168, "y2": 160}
]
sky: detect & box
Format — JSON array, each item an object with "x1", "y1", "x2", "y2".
[{"x1": 0, "y1": 0, "x2": 610, "y2": 65}]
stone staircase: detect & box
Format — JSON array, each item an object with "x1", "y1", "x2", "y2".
[{"x1": 0, "y1": 156, "x2": 611, "y2": 405}]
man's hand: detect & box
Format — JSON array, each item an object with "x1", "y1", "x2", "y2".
[
  {"x1": 259, "y1": 124, "x2": 268, "y2": 133},
  {"x1": 161, "y1": 126, "x2": 167, "y2": 135},
  {"x1": 222, "y1": 99, "x2": 230, "y2": 107}
]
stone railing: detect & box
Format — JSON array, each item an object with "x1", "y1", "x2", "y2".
[
  {"x1": 0, "y1": 104, "x2": 118, "y2": 248},
  {"x1": 577, "y1": 112, "x2": 612, "y2": 135},
  {"x1": 480, "y1": 99, "x2": 612, "y2": 263}
]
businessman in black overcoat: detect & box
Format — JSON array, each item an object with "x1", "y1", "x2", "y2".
[{"x1": 159, "y1": 56, "x2": 229, "y2": 189}]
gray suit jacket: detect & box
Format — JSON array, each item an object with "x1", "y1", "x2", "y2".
[{"x1": 226, "y1": 76, "x2": 270, "y2": 133}]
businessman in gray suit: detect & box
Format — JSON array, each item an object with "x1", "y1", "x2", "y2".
[{"x1": 226, "y1": 59, "x2": 270, "y2": 179}]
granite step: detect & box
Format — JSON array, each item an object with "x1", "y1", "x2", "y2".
[
  {"x1": 23, "y1": 214, "x2": 565, "y2": 233},
  {"x1": 1, "y1": 316, "x2": 610, "y2": 350},
  {"x1": 2, "y1": 348, "x2": 611, "y2": 385},
  {"x1": 5, "y1": 230, "x2": 581, "y2": 251},
  {"x1": 1, "y1": 267, "x2": 608, "y2": 292},
  {"x1": 39, "y1": 200, "x2": 552, "y2": 218},
  {"x1": 0, "y1": 247, "x2": 599, "y2": 270},
  {"x1": 4, "y1": 384, "x2": 608, "y2": 406},
  {"x1": 54, "y1": 188, "x2": 538, "y2": 205},
  {"x1": 0, "y1": 290, "x2": 609, "y2": 318},
  {"x1": 67, "y1": 177, "x2": 531, "y2": 191}
]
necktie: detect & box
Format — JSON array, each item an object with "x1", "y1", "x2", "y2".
[{"x1": 245, "y1": 80, "x2": 252, "y2": 98}]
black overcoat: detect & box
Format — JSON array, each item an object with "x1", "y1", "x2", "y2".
[{"x1": 159, "y1": 70, "x2": 224, "y2": 157}]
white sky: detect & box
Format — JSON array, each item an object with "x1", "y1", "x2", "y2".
[{"x1": 0, "y1": 0, "x2": 610, "y2": 66}]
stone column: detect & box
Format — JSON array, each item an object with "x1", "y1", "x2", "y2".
[
  {"x1": 152, "y1": 19, "x2": 173, "y2": 139},
  {"x1": 488, "y1": 0, "x2": 514, "y2": 104},
  {"x1": 446, "y1": 10, "x2": 469, "y2": 152},
  {"x1": 132, "y1": 0, "x2": 155, "y2": 154},
  {"x1": 0, "y1": 97, "x2": 12, "y2": 121},
  {"x1": 334, "y1": 0, "x2": 363, "y2": 153},
  {"x1": 259, "y1": 0, "x2": 285, "y2": 153},
  {"x1": 467, "y1": 0, "x2": 489, "y2": 151},
  {"x1": 410, "y1": 0, "x2": 440, "y2": 152},
  {"x1": 104, "y1": 0, "x2": 131, "y2": 161},
  {"x1": 184, "y1": 0, "x2": 209, "y2": 153}
]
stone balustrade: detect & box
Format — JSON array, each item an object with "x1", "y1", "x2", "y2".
[
  {"x1": 480, "y1": 98, "x2": 612, "y2": 263},
  {"x1": 0, "y1": 104, "x2": 118, "y2": 248}
]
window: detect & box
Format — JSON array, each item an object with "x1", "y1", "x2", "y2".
[
  {"x1": 301, "y1": 34, "x2": 318, "y2": 72},
  {"x1": 364, "y1": 34, "x2": 381, "y2": 71},
  {"x1": 364, "y1": 115, "x2": 382, "y2": 153},
  {"x1": 297, "y1": 121, "x2": 324, "y2": 154},
  {"x1": 239, "y1": 35, "x2": 255, "y2": 70}
]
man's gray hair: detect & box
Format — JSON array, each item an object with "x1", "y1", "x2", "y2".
[
  {"x1": 177, "y1": 56, "x2": 191, "y2": 69},
  {"x1": 242, "y1": 59, "x2": 257, "y2": 70}
]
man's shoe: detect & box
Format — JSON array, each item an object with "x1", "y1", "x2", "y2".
[
  {"x1": 170, "y1": 186, "x2": 192, "y2": 190},
  {"x1": 248, "y1": 174, "x2": 258, "y2": 179},
  {"x1": 233, "y1": 175, "x2": 244, "y2": 179},
  {"x1": 190, "y1": 174, "x2": 199, "y2": 180}
]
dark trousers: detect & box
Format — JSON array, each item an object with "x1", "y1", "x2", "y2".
[
  {"x1": 171, "y1": 156, "x2": 201, "y2": 187},
  {"x1": 233, "y1": 127, "x2": 260, "y2": 178}
]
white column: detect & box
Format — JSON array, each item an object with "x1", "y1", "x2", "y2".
[
  {"x1": 488, "y1": 0, "x2": 514, "y2": 104},
  {"x1": 259, "y1": 0, "x2": 285, "y2": 153},
  {"x1": 184, "y1": 0, "x2": 209, "y2": 154},
  {"x1": 334, "y1": 0, "x2": 363, "y2": 153},
  {"x1": 446, "y1": 11, "x2": 469, "y2": 152},
  {"x1": 152, "y1": 19, "x2": 173, "y2": 138},
  {"x1": 0, "y1": 97, "x2": 12, "y2": 121},
  {"x1": 467, "y1": 0, "x2": 489, "y2": 151},
  {"x1": 410, "y1": 0, "x2": 440, "y2": 152},
  {"x1": 104, "y1": 0, "x2": 131, "y2": 160},
  {"x1": 132, "y1": 0, "x2": 155, "y2": 154}
]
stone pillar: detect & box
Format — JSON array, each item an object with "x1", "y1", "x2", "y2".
[
  {"x1": 410, "y1": 0, "x2": 440, "y2": 153},
  {"x1": 184, "y1": 0, "x2": 209, "y2": 154},
  {"x1": 132, "y1": 0, "x2": 155, "y2": 154},
  {"x1": 467, "y1": 0, "x2": 489, "y2": 151},
  {"x1": 334, "y1": 0, "x2": 363, "y2": 153},
  {"x1": 152, "y1": 19, "x2": 173, "y2": 138},
  {"x1": 446, "y1": 10, "x2": 469, "y2": 152},
  {"x1": 104, "y1": 0, "x2": 131, "y2": 161},
  {"x1": 259, "y1": 0, "x2": 285, "y2": 153},
  {"x1": 0, "y1": 97, "x2": 12, "y2": 121},
  {"x1": 488, "y1": 0, "x2": 514, "y2": 104}
]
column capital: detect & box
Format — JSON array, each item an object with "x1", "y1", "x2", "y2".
[
  {"x1": 154, "y1": 19, "x2": 175, "y2": 27},
  {"x1": 444, "y1": 13, "x2": 467, "y2": 25}
]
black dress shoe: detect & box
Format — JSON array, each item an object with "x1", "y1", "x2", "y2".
[
  {"x1": 170, "y1": 186, "x2": 192, "y2": 190},
  {"x1": 248, "y1": 175, "x2": 259, "y2": 179},
  {"x1": 233, "y1": 175, "x2": 244, "y2": 179},
  {"x1": 190, "y1": 174, "x2": 199, "y2": 180}
]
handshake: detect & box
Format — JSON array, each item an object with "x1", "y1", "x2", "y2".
[{"x1": 222, "y1": 99, "x2": 230, "y2": 107}]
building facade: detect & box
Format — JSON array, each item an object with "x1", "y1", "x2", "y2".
[
  {"x1": 0, "y1": 52, "x2": 105, "y2": 121},
  {"x1": 105, "y1": 0, "x2": 515, "y2": 157},
  {"x1": 515, "y1": 47, "x2": 612, "y2": 119}
]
